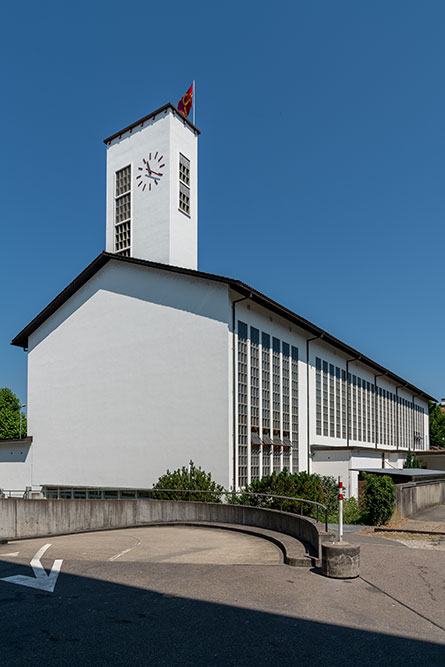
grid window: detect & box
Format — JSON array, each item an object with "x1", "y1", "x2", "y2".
[
  {"x1": 282, "y1": 343, "x2": 290, "y2": 435},
  {"x1": 283, "y1": 446, "x2": 291, "y2": 470},
  {"x1": 273, "y1": 445, "x2": 281, "y2": 473},
  {"x1": 357, "y1": 378, "x2": 362, "y2": 442},
  {"x1": 179, "y1": 182, "x2": 190, "y2": 215},
  {"x1": 341, "y1": 370, "x2": 347, "y2": 439},
  {"x1": 115, "y1": 165, "x2": 131, "y2": 197},
  {"x1": 272, "y1": 338, "x2": 281, "y2": 432},
  {"x1": 262, "y1": 333, "x2": 271, "y2": 432},
  {"x1": 291, "y1": 346, "x2": 298, "y2": 446},
  {"x1": 262, "y1": 445, "x2": 271, "y2": 476},
  {"x1": 329, "y1": 364, "x2": 335, "y2": 438},
  {"x1": 115, "y1": 221, "x2": 131, "y2": 252},
  {"x1": 250, "y1": 327, "x2": 260, "y2": 481},
  {"x1": 179, "y1": 153, "x2": 190, "y2": 185},
  {"x1": 335, "y1": 367, "x2": 341, "y2": 438},
  {"x1": 322, "y1": 361, "x2": 328, "y2": 436},
  {"x1": 116, "y1": 193, "x2": 131, "y2": 223},
  {"x1": 251, "y1": 446, "x2": 260, "y2": 481},
  {"x1": 316, "y1": 358, "x2": 322, "y2": 435},
  {"x1": 114, "y1": 166, "x2": 131, "y2": 254},
  {"x1": 237, "y1": 321, "x2": 248, "y2": 487},
  {"x1": 352, "y1": 376, "x2": 357, "y2": 440},
  {"x1": 291, "y1": 444, "x2": 299, "y2": 474}
]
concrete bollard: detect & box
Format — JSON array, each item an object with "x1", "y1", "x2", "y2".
[{"x1": 321, "y1": 542, "x2": 360, "y2": 579}]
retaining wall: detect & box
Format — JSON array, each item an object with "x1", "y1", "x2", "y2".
[
  {"x1": 0, "y1": 499, "x2": 334, "y2": 559},
  {"x1": 395, "y1": 481, "x2": 445, "y2": 519}
]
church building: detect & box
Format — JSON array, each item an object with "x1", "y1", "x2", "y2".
[{"x1": 5, "y1": 103, "x2": 434, "y2": 499}]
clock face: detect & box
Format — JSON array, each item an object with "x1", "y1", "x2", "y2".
[{"x1": 136, "y1": 152, "x2": 166, "y2": 192}]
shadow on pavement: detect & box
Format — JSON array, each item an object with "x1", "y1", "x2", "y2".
[{"x1": 0, "y1": 558, "x2": 443, "y2": 666}]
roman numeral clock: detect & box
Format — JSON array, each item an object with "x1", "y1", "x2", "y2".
[{"x1": 136, "y1": 152, "x2": 166, "y2": 192}]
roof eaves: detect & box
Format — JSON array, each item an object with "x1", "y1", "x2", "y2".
[
  {"x1": 10, "y1": 252, "x2": 437, "y2": 403},
  {"x1": 103, "y1": 103, "x2": 200, "y2": 144}
]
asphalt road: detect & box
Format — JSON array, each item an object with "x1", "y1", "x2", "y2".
[{"x1": 0, "y1": 525, "x2": 444, "y2": 666}]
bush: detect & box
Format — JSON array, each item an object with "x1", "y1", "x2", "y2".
[
  {"x1": 360, "y1": 472, "x2": 396, "y2": 525},
  {"x1": 152, "y1": 461, "x2": 225, "y2": 503},
  {"x1": 229, "y1": 470, "x2": 331, "y2": 521},
  {"x1": 328, "y1": 497, "x2": 362, "y2": 525},
  {"x1": 404, "y1": 450, "x2": 421, "y2": 469}
]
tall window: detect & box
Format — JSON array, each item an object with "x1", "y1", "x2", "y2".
[
  {"x1": 179, "y1": 153, "x2": 190, "y2": 215},
  {"x1": 272, "y1": 338, "x2": 281, "y2": 433},
  {"x1": 316, "y1": 358, "x2": 322, "y2": 435},
  {"x1": 262, "y1": 334, "x2": 271, "y2": 434},
  {"x1": 115, "y1": 166, "x2": 131, "y2": 256},
  {"x1": 250, "y1": 327, "x2": 260, "y2": 481},
  {"x1": 291, "y1": 346, "x2": 299, "y2": 472},
  {"x1": 323, "y1": 361, "x2": 328, "y2": 436},
  {"x1": 237, "y1": 322, "x2": 248, "y2": 487},
  {"x1": 341, "y1": 370, "x2": 347, "y2": 439}
]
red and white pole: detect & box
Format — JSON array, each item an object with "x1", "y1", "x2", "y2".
[{"x1": 338, "y1": 477, "x2": 343, "y2": 543}]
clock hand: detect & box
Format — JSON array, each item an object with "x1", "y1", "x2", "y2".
[{"x1": 150, "y1": 170, "x2": 162, "y2": 177}]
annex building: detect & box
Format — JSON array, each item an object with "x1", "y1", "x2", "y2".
[{"x1": 3, "y1": 103, "x2": 434, "y2": 499}]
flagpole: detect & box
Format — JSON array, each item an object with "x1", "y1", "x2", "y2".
[{"x1": 193, "y1": 79, "x2": 196, "y2": 126}]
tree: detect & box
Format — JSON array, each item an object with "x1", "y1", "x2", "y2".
[
  {"x1": 0, "y1": 388, "x2": 27, "y2": 439},
  {"x1": 152, "y1": 461, "x2": 225, "y2": 502},
  {"x1": 360, "y1": 472, "x2": 396, "y2": 525},
  {"x1": 404, "y1": 449, "x2": 421, "y2": 468},
  {"x1": 429, "y1": 401, "x2": 445, "y2": 448}
]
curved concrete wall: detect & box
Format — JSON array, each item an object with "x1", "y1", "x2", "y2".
[{"x1": 0, "y1": 499, "x2": 333, "y2": 558}]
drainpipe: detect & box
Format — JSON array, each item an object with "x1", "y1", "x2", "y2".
[
  {"x1": 232, "y1": 293, "x2": 252, "y2": 490},
  {"x1": 306, "y1": 335, "x2": 322, "y2": 474}
]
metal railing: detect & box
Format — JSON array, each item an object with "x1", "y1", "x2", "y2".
[
  {"x1": 1, "y1": 486, "x2": 329, "y2": 531},
  {"x1": 146, "y1": 488, "x2": 329, "y2": 531}
]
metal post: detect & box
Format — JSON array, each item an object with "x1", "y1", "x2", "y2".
[{"x1": 338, "y1": 477, "x2": 343, "y2": 543}]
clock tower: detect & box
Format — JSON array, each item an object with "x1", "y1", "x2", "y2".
[{"x1": 104, "y1": 103, "x2": 199, "y2": 270}]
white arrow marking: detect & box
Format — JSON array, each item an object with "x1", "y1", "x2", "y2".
[{"x1": 0, "y1": 544, "x2": 63, "y2": 593}]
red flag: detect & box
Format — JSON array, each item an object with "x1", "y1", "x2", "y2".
[{"x1": 177, "y1": 83, "x2": 193, "y2": 119}]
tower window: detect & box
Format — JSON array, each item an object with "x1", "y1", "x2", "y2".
[
  {"x1": 179, "y1": 153, "x2": 190, "y2": 215},
  {"x1": 179, "y1": 153, "x2": 190, "y2": 185},
  {"x1": 115, "y1": 165, "x2": 131, "y2": 255}
]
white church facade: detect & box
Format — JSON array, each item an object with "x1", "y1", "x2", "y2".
[{"x1": 5, "y1": 103, "x2": 433, "y2": 499}]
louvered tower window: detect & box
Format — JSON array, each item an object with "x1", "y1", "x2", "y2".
[{"x1": 114, "y1": 165, "x2": 131, "y2": 256}]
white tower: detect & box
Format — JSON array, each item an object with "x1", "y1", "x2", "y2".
[{"x1": 104, "y1": 103, "x2": 199, "y2": 269}]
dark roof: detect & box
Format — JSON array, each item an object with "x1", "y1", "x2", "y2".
[
  {"x1": 11, "y1": 252, "x2": 436, "y2": 402},
  {"x1": 352, "y1": 468, "x2": 445, "y2": 482},
  {"x1": 103, "y1": 103, "x2": 200, "y2": 144}
]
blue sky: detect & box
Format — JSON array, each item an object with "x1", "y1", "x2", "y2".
[{"x1": 1, "y1": 0, "x2": 444, "y2": 407}]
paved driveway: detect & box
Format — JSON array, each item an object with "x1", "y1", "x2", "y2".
[
  {"x1": 0, "y1": 525, "x2": 444, "y2": 666},
  {"x1": 411, "y1": 504, "x2": 445, "y2": 522}
]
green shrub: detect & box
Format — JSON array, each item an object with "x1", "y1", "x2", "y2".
[
  {"x1": 404, "y1": 450, "x2": 421, "y2": 468},
  {"x1": 153, "y1": 461, "x2": 225, "y2": 503},
  {"x1": 360, "y1": 472, "x2": 396, "y2": 525},
  {"x1": 230, "y1": 469, "x2": 330, "y2": 521},
  {"x1": 327, "y1": 497, "x2": 362, "y2": 525}
]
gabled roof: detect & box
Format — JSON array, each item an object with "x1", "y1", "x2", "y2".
[{"x1": 11, "y1": 252, "x2": 436, "y2": 402}]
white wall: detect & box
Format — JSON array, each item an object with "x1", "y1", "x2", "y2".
[
  {"x1": 26, "y1": 261, "x2": 232, "y2": 490},
  {"x1": 106, "y1": 108, "x2": 198, "y2": 269},
  {"x1": 0, "y1": 442, "x2": 32, "y2": 491}
]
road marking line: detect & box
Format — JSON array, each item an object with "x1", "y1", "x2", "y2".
[
  {"x1": 1, "y1": 552, "x2": 20, "y2": 557},
  {"x1": 0, "y1": 544, "x2": 63, "y2": 593},
  {"x1": 109, "y1": 537, "x2": 141, "y2": 561}
]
